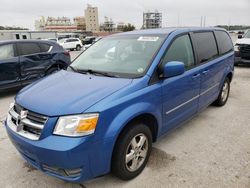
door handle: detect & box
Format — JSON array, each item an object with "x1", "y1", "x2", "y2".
[
  {"x1": 202, "y1": 70, "x2": 210, "y2": 74},
  {"x1": 192, "y1": 73, "x2": 201, "y2": 79}
]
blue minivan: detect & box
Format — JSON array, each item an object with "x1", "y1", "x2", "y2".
[{"x1": 5, "y1": 28, "x2": 234, "y2": 182}]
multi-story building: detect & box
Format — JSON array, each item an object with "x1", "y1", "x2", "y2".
[
  {"x1": 35, "y1": 17, "x2": 77, "y2": 32},
  {"x1": 35, "y1": 16, "x2": 46, "y2": 31},
  {"x1": 85, "y1": 4, "x2": 99, "y2": 32},
  {"x1": 100, "y1": 17, "x2": 115, "y2": 32},
  {"x1": 44, "y1": 17, "x2": 77, "y2": 31},
  {"x1": 143, "y1": 11, "x2": 162, "y2": 29},
  {"x1": 35, "y1": 5, "x2": 99, "y2": 33},
  {"x1": 74, "y1": 16, "x2": 86, "y2": 31},
  {"x1": 116, "y1": 22, "x2": 126, "y2": 32},
  {"x1": 46, "y1": 17, "x2": 71, "y2": 26}
]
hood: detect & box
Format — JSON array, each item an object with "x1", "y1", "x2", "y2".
[
  {"x1": 16, "y1": 70, "x2": 132, "y2": 116},
  {"x1": 235, "y1": 38, "x2": 250, "y2": 45}
]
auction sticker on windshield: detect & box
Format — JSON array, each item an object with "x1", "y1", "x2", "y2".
[{"x1": 137, "y1": 36, "x2": 159, "y2": 42}]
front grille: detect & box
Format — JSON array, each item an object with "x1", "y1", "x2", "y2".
[
  {"x1": 42, "y1": 164, "x2": 82, "y2": 178},
  {"x1": 14, "y1": 104, "x2": 47, "y2": 125},
  {"x1": 239, "y1": 44, "x2": 250, "y2": 60},
  {"x1": 7, "y1": 103, "x2": 48, "y2": 140}
]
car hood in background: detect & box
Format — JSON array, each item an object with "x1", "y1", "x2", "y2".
[
  {"x1": 235, "y1": 38, "x2": 250, "y2": 45},
  {"x1": 16, "y1": 70, "x2": 132, "y2": 116}
]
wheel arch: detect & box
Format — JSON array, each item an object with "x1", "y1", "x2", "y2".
[
  {"x1": 46, "y1": 60, "x2": 68, "y2": 73},
  {"x1": 110, "y1": 112, "x2": 159, "y2": 174},
  {"x1": 115, "y1": 113, "x2": 159, "y2": 144},
  {"x1": 226, "y1": 72, "x2": 233, "y2": 82}
]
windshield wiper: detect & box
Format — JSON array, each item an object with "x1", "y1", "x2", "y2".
[
  {"x1": 77, "y1": 69, "x2": 120, "y2": 78},
  {"x1": 68, "y1": 66, "x2": 120, "y2": 78},
  {"x1": 68, "y1": 65, "x2": 79, "y2": 73}
]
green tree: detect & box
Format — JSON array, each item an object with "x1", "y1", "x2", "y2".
[
  {"x1": 0, "y1": 26, "x2": 28, "y2": 30},
  {"x1": 216, "y1": 25, "x2": 250, "y2": 31},
  {"x1": 122, "y1": 23, "x2": 136, "y2": 32}
]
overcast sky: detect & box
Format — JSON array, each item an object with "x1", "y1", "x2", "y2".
[{"x1": 0, "y1": 0, "x2": 249, "y2": 29}]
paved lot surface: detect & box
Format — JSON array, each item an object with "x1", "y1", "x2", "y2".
[
  {"x1": 70, "y1": 50, "x2": 83, "y2": 61},
  {"x1": 1, "y1": 47, "x2": 250, "y2": 187}
]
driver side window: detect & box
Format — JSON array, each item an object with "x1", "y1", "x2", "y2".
[{"x1": 163, "y1": 35, "x2": 195, "y2": 69}]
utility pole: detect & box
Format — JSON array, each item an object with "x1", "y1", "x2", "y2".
[
  {"x1": 177, "y1": 13, "x2": 180, "y2": 27},
  {"x1": 203, "y1": 16, "x2": 206, "y2": 27},
  {"x1": 228, "y1": 18, "x2": 231, "y2": 31},
  {"x1": 216, "y1": 16, "x2": 218, "y2": 26}
]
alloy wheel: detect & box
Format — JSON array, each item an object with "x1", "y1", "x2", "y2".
[
  {"x1": 221, "y1": 81, "x2": 229, "y2": 102},
  {"x1": 125, "y1": 133, "x2": 148, "y2": 172}
]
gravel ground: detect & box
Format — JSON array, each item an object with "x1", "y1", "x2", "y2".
[{"x1": 0, "y1": 55, "x2": 250, "y2": 187}]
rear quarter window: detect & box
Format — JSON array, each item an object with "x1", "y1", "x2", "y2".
[
  {"x1": 39, "y1": 43, "x2": 52, "y2": 52},
  {"x1": 193, "y1": 32, "x2": 218, "y2": 63},
  {"x1": 214, "y1": 31, "x2": 233, "y2": 55},
  {"x1": 18, "y1": 43, "x2": 41, "y2": 56}
]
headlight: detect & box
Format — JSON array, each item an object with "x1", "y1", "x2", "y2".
[
  {"x1": 53, "y1": 113, "x2": 99, "y2": 137},
  {"x1": 9, "y1": 102, "x2": 14, "y2": 110},
  {"x1": 234, "y1": 44, "x2": 240, "y2": 51}
]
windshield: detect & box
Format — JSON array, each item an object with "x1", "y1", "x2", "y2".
[
  {"x1": 244, "y1": 30, "x2": 250, "y2": 38},
  {"x1": 69, "y1": 35, "x2": 165, "y2": 78}
]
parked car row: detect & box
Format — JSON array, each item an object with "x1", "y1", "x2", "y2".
[
  {"x1": 82, "y1": 36, "x2": 102, "y2": 49},
  {"x1": 4, "y1": 27, "x2": 234, "y2": 183},
  {"x1": 0, "y1": 40, "x2": 71, "y2": 91},
  {"x1": 47, "y1": 36, "x2": 102, "y2": 51}
]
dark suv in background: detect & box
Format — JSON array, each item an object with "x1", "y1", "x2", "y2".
[{"x1": 0, "y1": 40, "x2": 71, "y2": 91}]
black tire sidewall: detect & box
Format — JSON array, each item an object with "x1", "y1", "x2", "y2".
[
  {"x1": 47, "y1": 67, "x2": 59, "y2": 75},
  {"x1": 76, "y1": 45, "x2": 81, "y2": 51},
  {"x1": 112, "y1": 123, "x2": 152, "y2": 180}
]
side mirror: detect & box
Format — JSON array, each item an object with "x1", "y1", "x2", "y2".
[
  {"x1": 161, "y1": 61, "x2": 185, "y2": 78},
  {"x1": 238, "y1": 35, "x2": 243, "y2": 39}
]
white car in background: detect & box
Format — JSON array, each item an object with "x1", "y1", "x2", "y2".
[{"x1": 59, "y1": 38, "x2": 83, "y2": 51}]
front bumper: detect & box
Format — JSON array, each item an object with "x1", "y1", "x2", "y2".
[
  {"x1": 235, "y1": 56, "x2": 250, "y2": 64},
  {"x1": 235, "y1": 50, "x2": 250, "y2": 64},
  {"x1": 5, "y1": 120, "x2": 113, "y2": 183}
]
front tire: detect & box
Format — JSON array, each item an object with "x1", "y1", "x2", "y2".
[
  {"x1": 213, "y1": 77, "x2": 230, "y2": 106},
  {"x1": 112, "y1": 123, "x2": 152, "y2": 180}
]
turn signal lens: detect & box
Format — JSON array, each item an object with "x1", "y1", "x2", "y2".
[{"x1": 76, "y1": 116, "x2": 99, "y2": 133}]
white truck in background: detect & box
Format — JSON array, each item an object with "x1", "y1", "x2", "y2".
[
  {"x1": 234, "y1": 30, "x2": 250, "y2": 65},
  {"x1": 0, "y1": 30, "x2": 57, "y2": 41}
]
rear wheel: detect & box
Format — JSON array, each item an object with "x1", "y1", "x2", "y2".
[
  {"x1": 76, "y1": 45, "x2": 81, "y2": 51},
  {"x1": 112, "y1": 123, "x2": 152, "y2": 180},
  {"x1": 213, "y1": 77, "x2": 230, "y2": 106}
]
